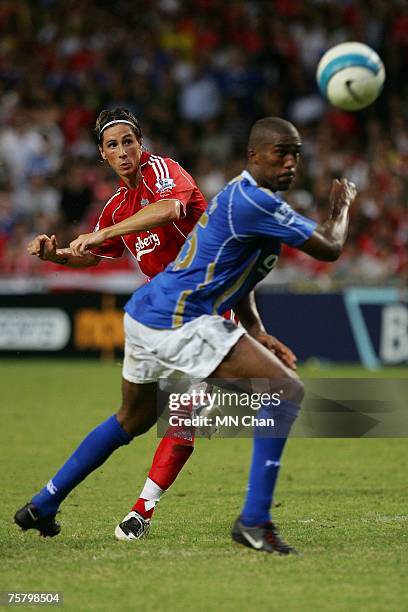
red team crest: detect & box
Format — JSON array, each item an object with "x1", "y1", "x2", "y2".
[{"x1": 90, "y1": 152, "x2": 207, "y2": 278}]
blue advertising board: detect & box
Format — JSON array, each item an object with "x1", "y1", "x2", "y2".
[{"x1": 257, "y1": 287, "x2": 407, "y2": 368}]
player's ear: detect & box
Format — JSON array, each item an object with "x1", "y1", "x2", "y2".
[
  {"x1": 248, "y1": 148, "x2": 258, "y2": 163},
  {"x1": 99, "y1": 146, "x2": 107, "y2": 161}
]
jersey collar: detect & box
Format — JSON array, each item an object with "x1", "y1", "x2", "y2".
[
  {"x1": 241, "y1": 169, "x2": 282, "y2": 199},
  {"x1": 241, "y1": 169, "x2": 258, "y2": 185},
  {"x1": 139, "y1": 150, "x2": 151, "y2": 169}
]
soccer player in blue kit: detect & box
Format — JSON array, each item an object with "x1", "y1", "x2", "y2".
[{"x1": 15, "y1": 117, "x2": 356, "y2": 554}]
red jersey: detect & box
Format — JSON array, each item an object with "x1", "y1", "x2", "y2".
[{"x1": 90, "y1": 151, "x2": 207, "y2": 278}]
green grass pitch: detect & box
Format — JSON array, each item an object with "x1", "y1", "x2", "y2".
[{"x1": 1, "y1": 360, "x2": 407, "y2": 611}]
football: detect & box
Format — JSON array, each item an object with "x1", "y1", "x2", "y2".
[{"x1": 316, "y1": 41, "x2": 386, "y2": 111}]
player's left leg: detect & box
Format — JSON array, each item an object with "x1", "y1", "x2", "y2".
[
  {"x1": 211, "y1": 333, "x2": 303, "y2": 554},
  {"x1": 14, "y1": 380, "x2": 158, "y2": 537},
  {"x1": 231, "y1": 400, "x2": 300, "y2": 555}
]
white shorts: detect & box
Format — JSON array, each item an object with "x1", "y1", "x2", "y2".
[{"x1": 123, "y1": 313, "x2": 246, "y2": 384}]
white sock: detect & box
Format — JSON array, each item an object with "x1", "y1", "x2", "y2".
[{"x1": 139, "y1": 477, "x2": 165, "y2": 511}]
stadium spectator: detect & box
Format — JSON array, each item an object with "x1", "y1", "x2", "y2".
[
  {"x1": 57, "y1": 159, "x2": 93, "y2": 243},
  {"x1": 179, "y1": 60, "x2": 222, "y2": 122}
]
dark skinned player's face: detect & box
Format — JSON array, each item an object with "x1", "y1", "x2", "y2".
[{"x1": 248, "y1": 131, "x2": 302, "y2": 191}]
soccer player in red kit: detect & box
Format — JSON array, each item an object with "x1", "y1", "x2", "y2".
[
  {"x1": 23, "y1": 107, "x2": 295, "y2": 540},
  {"x1": 86, "y1": 132, "x2": 205, "y2": 277},
  {"x1": 71, "y1": 108, "x2": 221, "y2": 539}
]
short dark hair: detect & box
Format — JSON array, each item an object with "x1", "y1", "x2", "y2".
[
  {"x1": 94, "y1": 107, "x2": 142, "y2": 145},
  {"x1": 248, "y1": 117, "x2": 300, "y2": 149}
]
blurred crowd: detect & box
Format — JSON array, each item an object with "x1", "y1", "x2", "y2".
[{"x1": 0, "y1": 0, "x2": 406, "y2": 287}]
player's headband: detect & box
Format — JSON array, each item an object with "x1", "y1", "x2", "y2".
[{"x1": 99, "y1": 120, "x2": 138, "y2": 136}]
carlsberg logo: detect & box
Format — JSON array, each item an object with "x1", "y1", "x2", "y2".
[{"x1": 135, "y1": 232, "x2": 161, "y2": 260}]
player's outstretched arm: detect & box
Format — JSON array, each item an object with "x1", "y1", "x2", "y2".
[
  {"x1": 27, "y1": 234, "x2": 101, "y2": 268},
  {"x1": 70, "y1": 199, "x2": 183, "y2": 256},
  {"x1": 234, "y1": 292, "x2": 297, "y2": 370},
  {"x1": 300, "y1": 178, "x2": 357, "y2": 261}
]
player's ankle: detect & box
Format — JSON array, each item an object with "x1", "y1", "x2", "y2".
[{"x1": 132, "y1": 498, "x2": 155, "y2": 520}]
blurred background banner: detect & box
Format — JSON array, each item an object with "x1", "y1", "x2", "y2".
[
  {"x1": 0, "y1": 0, "x2": 406, "y2": 363},
  {"x1": 1, "y1": 288, "x2": 406, "y2": 367},
  {"x1": 0, "y1": 293, "x2": 126, "y2": 358}
]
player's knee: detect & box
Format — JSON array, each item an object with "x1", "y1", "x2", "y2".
[{"x1": 281, "y1": 374, "x2": 304, "y2": 406}]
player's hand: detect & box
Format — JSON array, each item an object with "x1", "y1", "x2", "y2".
[
  {"x1": 255, "y1": 332, "x2": 297, "y2": 370},
  {"x1": 70, "y1": 231, "x2": 106, "y2": 256},
  {"x1": 329, "y1": 178, "x2": 357, "y2": 216},
  {"x1": 27, "y1": 234, "x2": 58, "y2": 261}
]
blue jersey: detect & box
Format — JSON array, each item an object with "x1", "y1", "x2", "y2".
[{"x1": 125, "y1": 170, "x2": 317, "y2": 328}]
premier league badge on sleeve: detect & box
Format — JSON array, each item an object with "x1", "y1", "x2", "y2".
[
  {"x1": 155, "y1": 178, "x2": 176, "y2": 193},
  {"x1": 274, "y1": 203, "x2": 295, "y2": 226}
]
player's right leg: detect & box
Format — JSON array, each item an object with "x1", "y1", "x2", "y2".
[{"x1": 14, "y1": 380, "x2": 158, "y2": 537}]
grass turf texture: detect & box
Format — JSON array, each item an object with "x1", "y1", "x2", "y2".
[{"x1": 1, "y1": 360, "x2": 407, "y2": 611}]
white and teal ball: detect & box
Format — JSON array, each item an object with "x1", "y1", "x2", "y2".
[{"x1": 316, "y1": 42, "x2": 385, "y2": 111}]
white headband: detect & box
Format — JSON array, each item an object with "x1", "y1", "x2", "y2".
[{"x1": 99, "y1": 120, "x2": 137, "y2": 135}]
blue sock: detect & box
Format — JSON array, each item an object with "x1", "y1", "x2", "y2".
[
  {"x1": 240, "y1": 401, "x2": 300, "y2": 527},
  {"x1": 32, "y1": 414, "x2": 132, "y2": 517}
]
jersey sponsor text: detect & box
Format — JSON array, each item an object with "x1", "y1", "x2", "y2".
[{"x1": 135, "y1": 232, "x2": 161, "y2": 260}]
